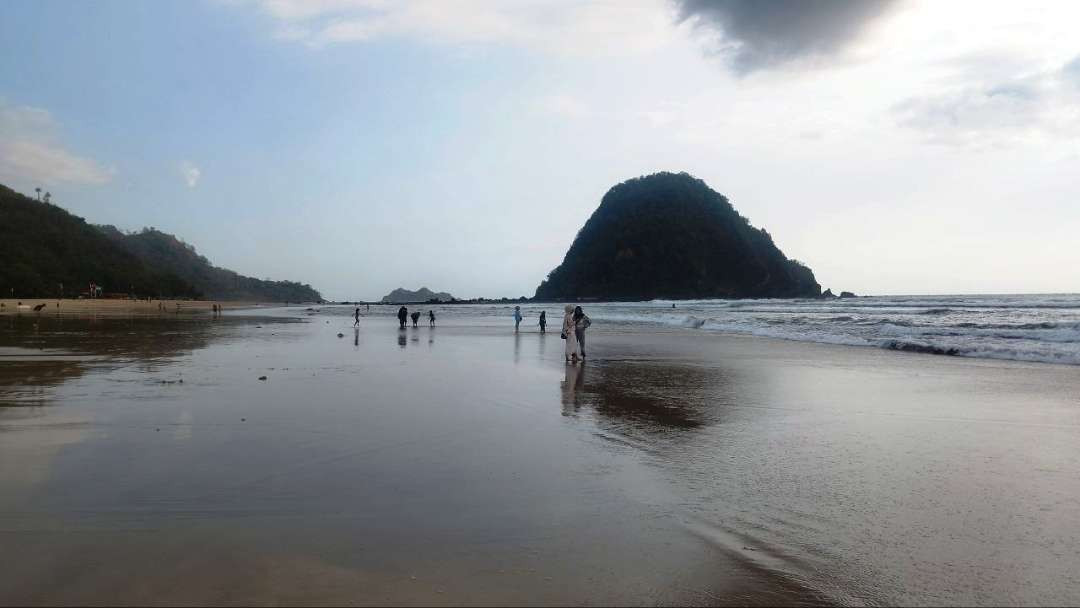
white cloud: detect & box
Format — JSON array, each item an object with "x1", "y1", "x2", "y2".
[
  {"x1": 244, "y1": 0, "x2": 678, "y2": 56},
  {"x1": 0, "y1": 100, "x2": 113, "y2": 186},
  {"x1": 180, "y1": 160, "x2": 201, "y2": 187},
  {"x1": 893, "y1": 55, "x2": 1080, "y2": 146}
]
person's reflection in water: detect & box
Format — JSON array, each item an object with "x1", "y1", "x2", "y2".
[
  {"x1": 514, "y1": 332, "x2": 521, "y2": 364},
  {"x1": 354, "y1": 327, "x2": 359, "y2": 349},
  {"x1": 560, "y1": 361, "x2": 585, "y2": 416},
  {"x1": 398, "y1": 331, "x2": 407, "y2": 349}
]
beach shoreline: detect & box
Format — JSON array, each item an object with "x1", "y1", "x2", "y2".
[{"x1": 0, "y1": 298, "x2": 281, "y2": 316}]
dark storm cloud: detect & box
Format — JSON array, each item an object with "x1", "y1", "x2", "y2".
[{"x1": 675, "y1": 0, "x2": 898, "y2": 73}]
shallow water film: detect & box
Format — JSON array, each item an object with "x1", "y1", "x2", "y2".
[{"x1": 2, "y1": 307, "x2": 1080, "y2": 606}]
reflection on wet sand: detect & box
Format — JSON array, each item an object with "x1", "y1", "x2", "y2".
[
  {"x1": 0, "y1": 360, "x2": 89, "y2": 406},
  {"x1": 560, "y1": 362, "x2": 585, "y2": 416},
  {"x1": 2, "y1": 314, "x2": 296, "y2": 361},
  {"x1": 560, "y1": 359, "x2": 729, "y2": 432},
  {"x1": 4, "y1": 314, "x2": 1080, "y2": 605},
  {"x1": 0, "y1": 315, "x2": 299, "y2": 406}
]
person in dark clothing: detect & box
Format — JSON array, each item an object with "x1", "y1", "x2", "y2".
[
  {"x1": 410, "y1": 311, "x2": 420, "y2": 327},
  {"x1": 429, "y1": 310, "x2": 436, "y2": 326},
  {"x1": 538, "y1": 311, "x2": 547, "y2": 333},
  {"x1": 354, "y1": 307, "x2": 361, "y2": 326},
  {"x1": 398, "y1": 306, "x2": 408, "y2": 329},
  {"x1": 573, "y1": 306, "x2": 591, "y2": 360}
]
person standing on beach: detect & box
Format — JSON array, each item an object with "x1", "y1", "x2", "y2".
[
  {"x1": 513, "y1": 306, "x2": 523, "y2": 332},
  {"x1": 561, "y1": 304, "x2": 580, "y2": 363},
  {"x1": 398, "y1": 306, "x2": 408, "y2": 329},
  {"x1": 538, "y1": 311, "x2": 547, "y2": 333},
  {"x1": 428, "y1": 310, "x2": 435, "y2": 326},
  {"x1": 354, "y1": 307, "x2": 361, "y2": 326},
  {"x1": 573, "y1": 306, "x2": 591, "y2": 360},
  {"x1": 410, "y1": 311, "x2": 420, "y2": 327}
]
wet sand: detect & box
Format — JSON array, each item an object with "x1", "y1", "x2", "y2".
[
  {"x1": 2, "y1": 310, "x2": 1080, "y2": 606},
  {"x1": 0, "y1": 298, "x2": 270, "y2": 317}
]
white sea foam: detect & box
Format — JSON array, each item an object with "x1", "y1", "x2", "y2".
[{"x1": 583, "y1": 294, "x2": 1080, "y2": 366}]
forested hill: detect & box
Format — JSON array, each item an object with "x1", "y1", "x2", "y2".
[
  {"x1": 0, "y1": 184, "x2": 199, "y2": 298},
  {"x1": 0, "y1": 184, "x2": 321, "y2": 302},
  {"x1": 96, "y1": 226, "x2": 322, "y2": 302},
  {"x1": 535, "y1": 172, "x2": 821, "y2": 301}
]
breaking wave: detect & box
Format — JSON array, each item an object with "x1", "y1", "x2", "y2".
[{"x1": 591, "y1": 294, "x2": 1080, "y2": 366}]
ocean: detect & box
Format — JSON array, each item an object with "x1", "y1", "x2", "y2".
[{"x1": 406, "y1": 294, "x2": 1080, "y2": 366}]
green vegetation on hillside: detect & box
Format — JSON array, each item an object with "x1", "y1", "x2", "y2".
[
  {"x1": 97, "y1": 226, "x2": 322, "y2": 302},
  {"x1": 535, "y1": 172, "x2": 821, "y2": 300},
  {"x1": 0, "y1": 185, "x2": 199, "y2": 298},
  {"x1": 0, "y1": 184, "x2": 321, "y2": 301}
]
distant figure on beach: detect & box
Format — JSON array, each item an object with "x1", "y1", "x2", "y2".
[
  {"x1": 411, "y1": 311, "x2": 420, "y2": 327},
  {"x1": 354, "y1": 307, "x2": 361, "y2": 326},
  {"x1": 574, "y1": 306, "x2": 591, "y2": 360},
  {"x1": 428, "y1": 310, "x2": 435, "y2": 326},
  {"x1": 672, "y1": 303, "x2": 676, "y2": 308},
  {"x1": 561, "y1": 304, "x2": 580, "y2": 363},
  {"x1": 513, "y1": 306, "x2": 523, "y2": 332},
  {"x1": 538, "y1": 311, "x2": 546, "y2": 333},
  {"x1": 398, "y1": 306, "x2": 408, "y2": 329}
]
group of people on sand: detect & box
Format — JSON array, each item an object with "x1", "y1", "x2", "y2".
[
  {"x1": 395, "y1": 306, "x2": 435, "y2": 328},
  {"x1": 513, "y1": 305, "x2": 591, "y2": 363},
  {"x1": 361, "y1": 303, "x2": 591, "y2": 364}
]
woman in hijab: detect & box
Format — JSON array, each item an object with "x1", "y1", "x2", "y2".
[{"x1": 561, "y1": 304, "x2": 580, "y2": 363}]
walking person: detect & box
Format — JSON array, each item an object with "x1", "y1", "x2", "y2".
[
  {"x1": 513, "y1": 306, "x2": 523, "y2": 332},
  {"x1": 398, "y1": 306, "x2": 408, "y2": 329},
  {"x1": 573, "y1": 306, "x2": 591, "y2": 360},
  {"x1": 561, "y1": 304, "x2": 580, "y2": 363},
  {"x1": 354, "y1": 306, "x2": 361, "y2": 327},
  {"x1": 538, "y1": 310, "x2": 546, "y2": 333},
  {"x1": 410, "y1": 311, "x2": 420, "y2": 327},
  {"x1": 428, "y1": 310, "x2": 436, "y2": 326}
]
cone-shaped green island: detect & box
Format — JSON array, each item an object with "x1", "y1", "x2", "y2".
[{"x1": 535, "y1": 172, "x2": 821, "y2": 301}]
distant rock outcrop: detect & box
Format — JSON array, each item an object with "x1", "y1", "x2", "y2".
[
  {"x1": 840, "y1": 291, "x2": 857, "y2": 298},
  {"x1": 535, "y1": 172, "x2": 821, "y2": 301},
  {"x1": 380, "y1": 287, "x2": 454, "y2": 303},
  {"x1": 822, "y1": 289, "x2": 837, "y2": 298}
]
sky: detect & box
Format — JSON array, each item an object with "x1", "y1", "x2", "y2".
[{"x1": 1, "y1": 0, "x2": 1079, "y2": 300}]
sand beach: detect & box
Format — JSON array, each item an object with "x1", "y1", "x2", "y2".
[
  {"x1": 2, "y1": 305, "x2": 1079, "y2": 605},
  {"x1": 0, "y1": 298, "x2": 275, "y2": 317}
]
